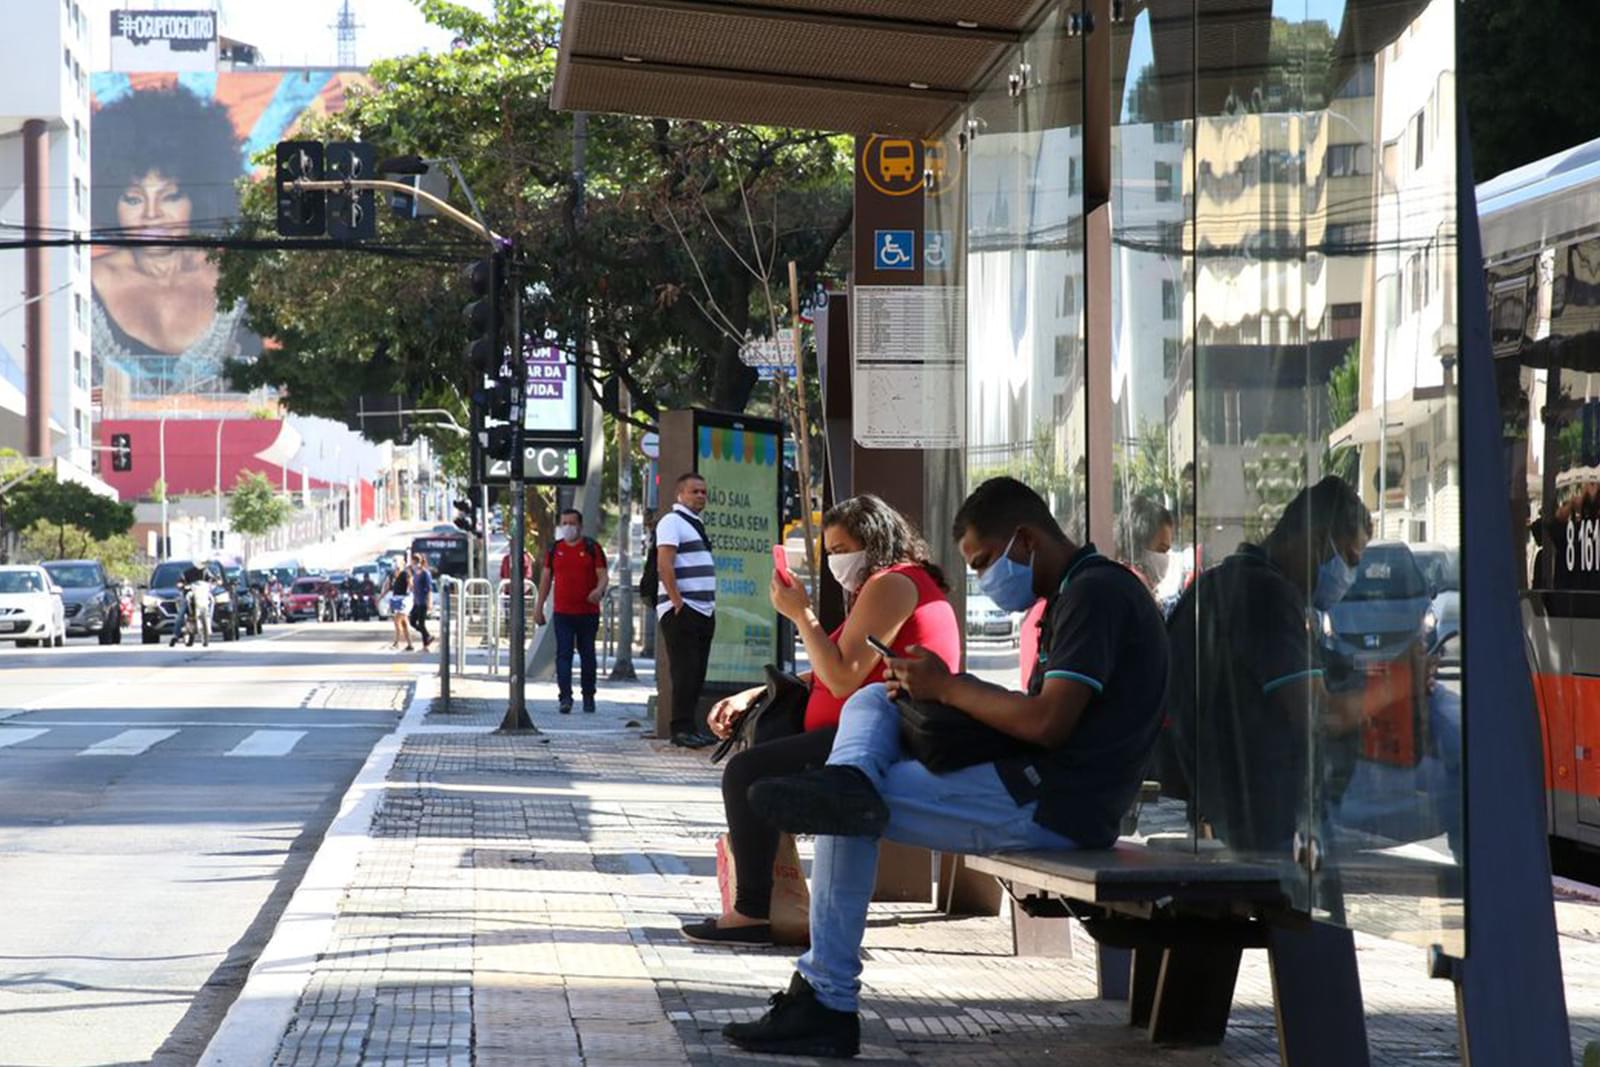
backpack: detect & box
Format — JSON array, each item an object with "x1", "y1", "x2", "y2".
[
  {"x1": 545, "y1": 537, "x2": 600, "y2": 572},
  {"x1": 639, "y1": 509, "x2": 710, "y2": 603}
]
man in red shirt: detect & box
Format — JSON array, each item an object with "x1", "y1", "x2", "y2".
[
  {"x1": 500, "y1": 548, "x2": 534, "y2": 583},
  {"x1": 533, "y1": 508, "x2": 608, "y2": 713}
]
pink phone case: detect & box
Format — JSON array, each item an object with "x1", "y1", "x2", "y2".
[{"x1": 772, "y1": 544, "x2": 793, "y2": 585}]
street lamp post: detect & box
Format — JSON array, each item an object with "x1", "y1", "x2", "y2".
[
  {"x1": 214, "y1": 418, "x2": 226, "y2": 534},
  {"x1": 159, "y1": 415, "x2": 169, "y2": 560}
]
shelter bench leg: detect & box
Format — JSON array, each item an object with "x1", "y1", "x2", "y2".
[
  {"x1": 1128, "y1": 946, "x2": 1162, "y2": 1028},
  {"x1": 1147, "y1": 944, "x2": 1242, "y2": 1044},
  {"x1": 1268, "y1": 922, "x2": 1370, "y2": 1067},
  {"x1": 1098, "y1": 944, "x2": 1132, "y2": 1001}
]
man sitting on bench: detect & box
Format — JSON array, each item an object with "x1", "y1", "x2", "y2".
[{"x1": 729, "y1": 476, "x2": 1171, "y2": 1058}]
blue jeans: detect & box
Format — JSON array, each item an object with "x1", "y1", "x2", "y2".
[
  {"x1": 796, "y1": 684, "x2": 1075, "y2": 1012},
  {"x1": 553, "y1": 612, "x2": 600, "y2": 704}
]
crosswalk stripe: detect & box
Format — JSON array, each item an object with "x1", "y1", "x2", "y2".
[
  {"x1": 0, "y1": 728, "x2": 48, "y2": 749},
  {"x1": 78, "y1": 728, "x2": 179, "y2": 757},
  {"x1": 225, "y1": 729, "x2": 308, "y2": 758}
]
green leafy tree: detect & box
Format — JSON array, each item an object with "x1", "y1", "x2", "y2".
[
  {"x1": 1461, "y1": 1, "x2": 1600, "y2": 182},
  {"x1": 17, "y1": 523, "x2": 140, "y2": 580},
  {"x1": 228, "y1": 471, "x2": 294, "y2": 569},
  {"x1": 1324, "y1": 343, "x2": 1360, "y2": 484},
  {"x1": 4, "y1": 474, "x2": 135, "y2": 550},
  {"x1": 216, "y1": 0, "x2": 851, "y2": 443}
]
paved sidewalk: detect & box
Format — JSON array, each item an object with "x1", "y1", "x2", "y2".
[{"x1": 245, "y1": 667, "x2": 1600, "y2": 1067}]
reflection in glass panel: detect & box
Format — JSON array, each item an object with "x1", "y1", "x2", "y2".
[
  {"x1": 1167, "y1": 0, "x2": 1462, "y2": 949},
  {"x1": 965, "y1": 11, "x2": 1087, "y2": 544}
]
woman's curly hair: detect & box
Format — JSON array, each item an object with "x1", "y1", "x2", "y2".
[
  {"x1": 822, "y1": 494, "x2": 948, "y2": 592},
  {"x1": 92, "y1": 85, "x2": 244, "y2": 233}
]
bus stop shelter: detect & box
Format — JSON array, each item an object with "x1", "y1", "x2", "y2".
[{"x1": 553, "y1": 1, "x2": 1575, "y2": 1062}]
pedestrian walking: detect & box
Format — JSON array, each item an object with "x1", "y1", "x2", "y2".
[
  {"x1": 383, "y1": 565, "x2": 413, "y2": 650},
  {"x1": 654, "y1": 472, "x2": 718, "y2": 748},
  {"x1": 408, "y1": 553, "x2": 434, "y2": 651},
  {"x1": 533, "y1": 508, "x2": 609, "y2": 714}
]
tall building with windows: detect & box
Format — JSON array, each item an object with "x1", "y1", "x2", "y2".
[{"x1": 0, "y1": 0, "x2": 94, "y2": 468}]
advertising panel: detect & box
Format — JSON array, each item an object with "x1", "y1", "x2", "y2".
[
  {"x1": 109, "y1": 10, "x2": 219, "y2": 73},
  {"x1": 523, "y1": 344, "x2": 580, "y2": 437},
  {"x1": 90, "y1": 70, "x2": 368, "y2": 397},
  {"x1": 695, "y1": 412, "x2": 783, "y2": 686}
]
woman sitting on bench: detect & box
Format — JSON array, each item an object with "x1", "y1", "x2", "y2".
[{"x1": 681, "y1": 494, "x2": 960, "y2": 947}]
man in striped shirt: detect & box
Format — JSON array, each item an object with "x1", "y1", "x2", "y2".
[{"x1": 657, "y1": 472, "x2": 719, "y2": 748}]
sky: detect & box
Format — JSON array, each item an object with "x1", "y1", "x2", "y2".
[{"x1": 88, "y1": 0, "x2": 496, "y2": 70}]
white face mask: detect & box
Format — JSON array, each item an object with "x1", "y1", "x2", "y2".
[
  {"x1": 1141, "y1": 549, "x2": 1171, "y2": 584},
  {"x1": 557, "y1": 524, "x2": 579, "y2": 543},
  {"x1": 827, "y1": 549, "x2": 870, "y2": 593}
]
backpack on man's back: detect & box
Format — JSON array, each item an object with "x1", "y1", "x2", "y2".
[{"x1": 638, "y1": 509, "x2": 710, "y2": 603}]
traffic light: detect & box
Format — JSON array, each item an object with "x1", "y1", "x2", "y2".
[
  {"x1": 110, "y1": 433, "x2": 132, "y2": 472},
  {"x1": 474, "y1": 377, "x2": 516, "y2": 425},
  {"x1": 326, "y1": 142, "x2": 378, "y2": 240},
  {"x1": 484, "y1": 424, "x2": 516, "y2": 462},
  {"x1": 453, "y1": 495, "x2": 481, "y2": 537},
  {"x1": 275, "y1": 140, "x2": 325, "y2": 236},
  {"x1": 463, "y1": 254, "x2": 507, "y2": 378}
]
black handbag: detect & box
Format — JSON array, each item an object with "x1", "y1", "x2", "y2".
[
  {"x1": 895, "y1": 695, "x2": 1042, "y2": 773},
  {"x1": 710, "y1": 664, "x2": 810, "y2": 764}
]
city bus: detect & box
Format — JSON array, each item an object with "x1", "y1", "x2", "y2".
[
  {"x1": 410, "y1": 533, "x2": 470, "y2": 580},
  {"x1": 1478, "y1": 136, "x2": 1600, "y2": 853}
]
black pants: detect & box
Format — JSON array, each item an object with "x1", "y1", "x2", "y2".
[
  {"x1": 721, "y1": 725, "x2": 837, "y2": 919},
  {"x1": 659, "y1": 607, "x2": 714, "y2": 735},
  {"x1": 409, "y1": 599, "x2": 432, "y2": 645},
  {"x1": 553, "y1": 612, "x2": 600, "y2": 703}
]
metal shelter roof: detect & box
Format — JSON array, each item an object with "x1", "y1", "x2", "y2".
[{"x1": 551, "y1": 0, "x2": 1053, "y2": 136}]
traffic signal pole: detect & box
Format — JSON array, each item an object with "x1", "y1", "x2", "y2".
[
  {"x1": 288, "y1": 164, "x2": 536, "y2": 732},
  {"x1": 504, "y1": 249, "x2": 533, "y2": 731}
]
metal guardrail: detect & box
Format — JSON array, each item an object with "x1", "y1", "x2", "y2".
[{"x1": 461, "y1": 578, "x2": 493, "y2": 675}]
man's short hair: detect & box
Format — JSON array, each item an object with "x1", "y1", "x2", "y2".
[
  {"x1": 953, "y1": 477, "x2": 1066, "y2": 544},
  {"x1": 560, "y1": 508, "x2": 583, "y2": 524},
  {"x1": 676, "y1": 472, "x2": 705, "y2": 488},
  {"x1": 1270, "y1": 476, "x2": 1372, "y2": 545}
]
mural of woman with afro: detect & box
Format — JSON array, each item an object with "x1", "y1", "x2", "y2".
[{"x1": 91, "y1": 84, "x2": 251, "y2": 396}]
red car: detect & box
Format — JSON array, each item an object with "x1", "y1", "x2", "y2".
[{"x1": 284, "y1": 578, "x2": 337, "y2": 622}]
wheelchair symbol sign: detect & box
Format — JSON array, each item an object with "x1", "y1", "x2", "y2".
[
  {"x1": 924, "y1": 230, "x2": 950, "y2": 270},
  {"x1": 874, "y1": 230, "x2": 916, "y2": 272}
]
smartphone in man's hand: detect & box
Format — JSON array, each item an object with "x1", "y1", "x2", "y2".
[{"x1": 866, "y1": 634, "x2": 894, "y2": 658}]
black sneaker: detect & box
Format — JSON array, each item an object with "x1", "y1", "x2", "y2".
[
  {"x1": 582, "y1": 697, "x2": 596, "y2": 714},
  {"x1": 670, "y1": 731, "x2": 716, "y2": 749},
  {"x1": 681, "y1": 916, "x2": 773, "y2": 947},
  {"x1": 723, "y1": 973, "x2": 859, "y2": 1058},
  {"x1": 748, "y1": 766, "x2": 888, "y2": 837},
  {"x1": 558, "y1": 700, "x2": 573, "y2": 715}
]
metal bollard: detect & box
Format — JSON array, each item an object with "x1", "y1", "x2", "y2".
[{"x1": 439, "y1": 578, "x2": 454, "y2": 711}]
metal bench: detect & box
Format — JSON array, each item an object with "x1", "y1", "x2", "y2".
[{"x1": 965, "y1": 844, "x2": 1370, "y2": 1065}]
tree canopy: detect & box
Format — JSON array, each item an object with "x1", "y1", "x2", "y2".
[
  {"x1": 216, "y1": 0, "x2": 852, "y2": 454},
  {"x1": 2, "y1": 473, "x2": 135, "y2": 546}
]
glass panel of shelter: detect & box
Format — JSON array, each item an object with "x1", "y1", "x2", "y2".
[
  {"x1": 1174, "y1": 0, "x2": 1463, "y2": 950},
  {"x1": 1107, "y1": 0, "x2": 1199, "y2": 844},
  {"x1": 958, "y1": 9, "x2": 1087, "y2": 691},
  {"x1": 963, "y1": 7, "x2": 1088, "y2": 546}
]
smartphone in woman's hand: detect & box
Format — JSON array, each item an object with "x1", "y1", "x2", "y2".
[
  {"x1": 866, "y1": 634, "x2": 894, "y2": 658},
  {"x1": 772, "y1": 544, "x2": 794, "y2": 586}
]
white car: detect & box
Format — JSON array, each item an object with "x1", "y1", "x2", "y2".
[
  {"x1": 0, "y1": 564, "x2": 67, "y2": 648},
  {"x1": 964, "y1": 572, "x2": 1023, "y2": 645}
]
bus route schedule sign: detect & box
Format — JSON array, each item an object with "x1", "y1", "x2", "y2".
[{"x1": 694, "y1": 410, "x2": 784, "y2": 686}]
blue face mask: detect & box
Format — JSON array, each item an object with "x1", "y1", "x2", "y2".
[
  {"x1": 1312, "y1": 536, "x2": 1356, "y2": 611},
  {"x1": 979, "y1": 530, "x2": 1037, "y2": 612}
]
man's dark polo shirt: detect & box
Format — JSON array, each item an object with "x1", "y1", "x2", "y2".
[
  {"x1": 994, "y1": 544, "x2": 1171, "y2": 848},
  {"x1": 1167, "y1": 543, "x2": 1321, "y2": 853}
]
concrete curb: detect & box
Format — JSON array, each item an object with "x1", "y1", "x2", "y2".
[{"x1": 197, "y1": 664, "x2": 437, "y2": 1067}]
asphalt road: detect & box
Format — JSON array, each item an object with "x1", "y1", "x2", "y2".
[{"x1": 0, "y1": 611, "x2": 430, "y2": 1067}]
